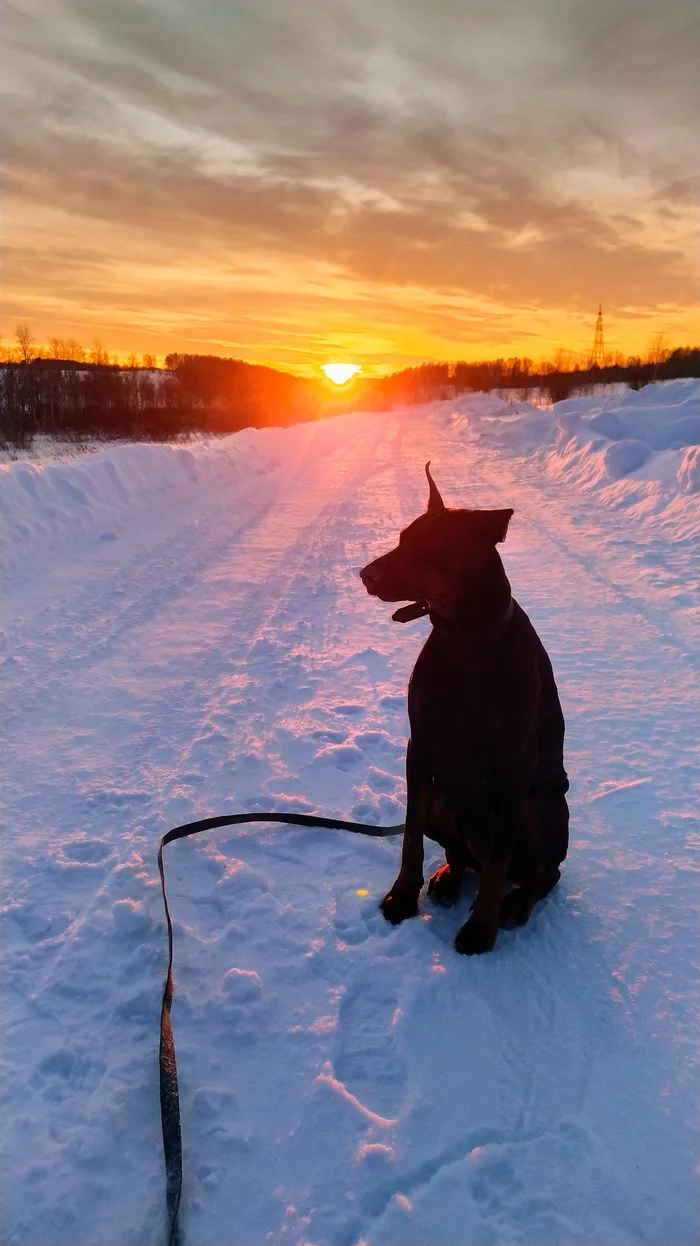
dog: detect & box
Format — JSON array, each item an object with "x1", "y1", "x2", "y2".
[{"x1": 360, "y1": 463, "x2": 569, "y2": 955}]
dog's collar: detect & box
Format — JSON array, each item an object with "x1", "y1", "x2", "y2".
[
  {"x1": 391, "y1": 601, "x2": 430, "y2": 623},
  {"x1": 391, "y1": 597, "x2": 515, "y2": 634},
  {"x1": 429, "y1": 597, "x2": 515, "y2": 636}
]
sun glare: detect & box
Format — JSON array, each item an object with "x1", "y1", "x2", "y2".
[{"x1": 321, "y1": 362, "x2": 361, "y2": 385}]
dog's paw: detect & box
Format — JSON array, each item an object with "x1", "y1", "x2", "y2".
[
  {"x1": 498, "y1": 887, "x2": 534, "y2": 929},
  {"x1": 380, "y1": 886, "x2": 420, "y2": 925},
  {"x1": 454, "y1": 915, "x2": 498, "y2": 956},
  {"x1": 427, "y1": 864, "x2": 462, "y2": 907}
]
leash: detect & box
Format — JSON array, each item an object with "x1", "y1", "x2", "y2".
[{"x1": 158, "y1": 810, "x2": 403, "y2": 1246}]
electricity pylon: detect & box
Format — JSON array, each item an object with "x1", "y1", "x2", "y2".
[{"x1": 588, "y1": 305, "x2": 605, "y2": 368}]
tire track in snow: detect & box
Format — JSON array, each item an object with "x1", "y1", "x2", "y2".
[
  {"x1": 1, "y1": 423, "x2": 328, "y2": 713},
  {"x1": 440, "y1": 415, "x2": 698, "y2": 668},
  {"x1": 151, "y1": 413, "x2": 396, "y2": 813},
  {"x1": 502, "y1": 469, "x2": 698, "y2": 670},
  {"x1": 4, "y1": 419, "x2": 394, "y2": 999},
  {"x1": 5, "y1": 417, "x2": 399, "y2": 1073}
]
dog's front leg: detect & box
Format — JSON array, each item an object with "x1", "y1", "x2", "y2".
[
  {"x1": 454, "y1": 857, "x2": 510, "y2": 954},
  {"x1": 454, "y1": 772, "x2": 528, "y2": 955},
  {"x1": 380, "y1": 738, "x2": 430, "y2": 924}
]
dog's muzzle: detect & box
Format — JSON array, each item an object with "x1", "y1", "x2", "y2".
[
  {"x1": 360, "y1": 564, "x2": 428, "y2": 623},
  {"x1": 359, "y1": 562, "x2": 383, "y2": 595}
]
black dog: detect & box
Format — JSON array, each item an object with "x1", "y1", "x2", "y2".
[{"x1": 360, "y1": 464, "x2": 569, "y2": 954}]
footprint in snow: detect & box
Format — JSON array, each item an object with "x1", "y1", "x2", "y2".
[
  {"x1": 191, "y1": 1086, "x2": 237, "y2": 1124},
  {"x1": 195, "y1": 1164, "x2": 225, "y2": 1191},
  {"x1": 366, "y1": 766, "x2": 398, "y2": 794},
  {"x1": 248, "y1": 637, "x2": 278, "y2": 661},
  {"x1": 342, "y1": 647, "x2": 391, "y2": 674},
  {"x1": 333, "y1": 974, "x2": 407, "y2": 1119},
  {"x1": 378, "y1": 794, "x2": 403, "y2": 821},
  {"x1": 378, "y1": 695, "x2": 406, "y2": 711},
  {"x1": 187, "y1": 729, "x2": 230, "y2": 762},
  {"x1": 354, "y1": 730, "x2": 402, "y2": 756},
  {"x1": 470, "y1": 1145, "x2": 523, "y2": 1213},
  {"x1": 332, "y1": 880, "x2": 384, "y2": 946},
  {"x1": 31, "y1": 1049, "x2": 106, "y2": 1101},
  {"x1": 222, "y1": 967, "x2": 262, "y2": 1004},
  {"x1": 9, "y1": 906, "x2": 54, "y2": 940},
  {"x1": 204, "y1": 968, "x2": 266, "y2": 1046},
  {"x1": 61, "y1": 838, "x2": 112, "y2": 863},
  {"x1": 113, "y1": 988, "x2": 158, "y2": 1026},
  {"x1": 313, "y1": 743, "x2": 364, "y2": 769},
  {"x1": 111, "y1": 898, "x2": 153, "y2": 936},
  {"x1": 351, "y1": 799, "x2": 382, "y2": 823},
  {"x1": 83, "y1": 789, "x2": 148, "y2": 809}
]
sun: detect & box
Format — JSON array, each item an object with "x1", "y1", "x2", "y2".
[{"x1": 321, "y1": 362, "x2": 361, "y2": 385}]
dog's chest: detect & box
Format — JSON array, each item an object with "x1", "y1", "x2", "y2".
[
  {"x1": 408, "y1": 635, "x2": 505, "y2": 739},
  {"x1": 407, "y1": 624, "x2": 540, "y2": 771}
]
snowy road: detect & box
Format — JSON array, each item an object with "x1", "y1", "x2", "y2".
[{"x1": 2, "y1": 397, "x2": 698, "y2": 1245}]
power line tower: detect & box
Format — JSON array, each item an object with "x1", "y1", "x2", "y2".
[{"x1": 588, "y1": 304, "x2": 605, "y2": 368}]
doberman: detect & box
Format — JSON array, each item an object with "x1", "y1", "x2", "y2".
[{"x1": 360, "y1": 464, "x2": 569, "y2": 955}]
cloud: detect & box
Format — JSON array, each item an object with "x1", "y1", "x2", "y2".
[{"x1": 3, "y1": 0, "x2": 699, "y2": 365}]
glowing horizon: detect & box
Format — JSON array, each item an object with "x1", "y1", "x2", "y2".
[
  {"x1": 321, "y1": 363, "x2": 362, "y2": 384},
  {"x1": 2, "y1": 310, "x2": 697, "y2": 378}
]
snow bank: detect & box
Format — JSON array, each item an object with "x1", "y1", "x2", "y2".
[
  {"x1": 3, "y1": 381, "x2": 698, "y2": 581},
  {"x1": 451, "y1": 379, "x2": 700, "y2": 510},
  {"x1": 0, "y1": 430, "x2": 282, "y2": 576}
]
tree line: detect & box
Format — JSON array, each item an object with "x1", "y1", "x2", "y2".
[
  {"x1": 1, "y1": 324, "x2": 698, "y2": 451},
  {"x1": 1, "y1": 323, "x2": 157, "y2": 369},
  {"x1": 0, "y1": 348, "x2": 329, "y2": 449}
]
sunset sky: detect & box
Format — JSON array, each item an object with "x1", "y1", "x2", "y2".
[{"x1": 3, "y1": 0, "x2": 699, "y2": 373}]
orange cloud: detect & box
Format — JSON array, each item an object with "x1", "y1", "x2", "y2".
[{"x1": 3, "y1": 0, "x2": 698, "y2": 371}]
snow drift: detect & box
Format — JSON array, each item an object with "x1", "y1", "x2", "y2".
[
  {"x1": 451, "y1": 378, "x2": 700, "y2": 502},
  {"x1": 0, "y1": 428, "x2": 283, "y2": 576}
]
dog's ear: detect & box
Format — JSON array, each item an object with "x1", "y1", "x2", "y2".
[
  {"x1": 474, "y1": 508, "x2": 514, "y2": 543},
  {"x1": 425, "y1": 461, "x2": 446, "y2": 513}
]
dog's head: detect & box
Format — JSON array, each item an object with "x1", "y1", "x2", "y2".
[{"x1": 359, "y1": 463, "x2": 513, "y2": 620}]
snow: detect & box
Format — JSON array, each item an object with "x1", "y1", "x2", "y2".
[
  {"x1": 0, "y1": 430, "x2": 283, "y2": 575},
  {"x1": 2, "y1": 383, "x2": 699, "y2": 1245},
  {"x1": 457, "y1": 379, "x2": 700, "y2": 505}
]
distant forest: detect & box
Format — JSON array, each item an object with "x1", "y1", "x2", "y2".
[{"x1": 1, "y1": 326, "x2": 698, "y2": 450}]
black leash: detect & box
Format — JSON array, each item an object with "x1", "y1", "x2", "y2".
[{"x1": 158, "y1": 810, "x2": 403, "y2": 1246}]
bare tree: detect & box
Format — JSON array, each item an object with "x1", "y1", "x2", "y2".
[
  {"x1": 548, "y1": 347, "x2": 575, "y2": 373},
  {"x1": 64, "y1": 339, "x2": 86, "y2": 363},
  {"x1": 89, "y1": 339, "x2": 110, "y2": 366},
  {"x1": 48, "y1": 336, "x2": 67, "y2": 360},
  {"x1": 647, "y1": 332, "x2": 669, "y2": 367},
  {"x1": 142, "y1": 353, "x2": 157, "y2": 369},
  {"x1": 15, "y1": 323, "x2": 37, "y2": 364},
  {"x1": 126, "y1": 353, "x2": 139, "y2": 369}
]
